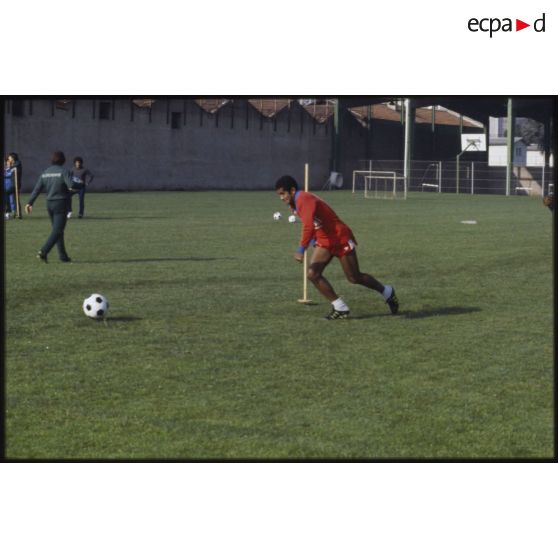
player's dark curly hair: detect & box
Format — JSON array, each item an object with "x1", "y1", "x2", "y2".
[
  {"x1": 275, "y1": 175, "x2": 299, "y2": 191},
  {"x1": 74, "y1": 156, "x2": 83, "y2": 164},
  {"x1": 51, "y1": 151, "x2": 66, "y2": 165}
]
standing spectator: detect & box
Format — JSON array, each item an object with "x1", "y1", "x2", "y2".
[
  {"x1": 25, "y1": 151, "x2": 74, "y2": 263},
  {"x1": 3, "y1": 155, "x2": 12, "y2": 219},
  {"x1": 4, "y1": 153, "x2": 22, "y2": 219},
  {"x1": 68, "y1": 156, "x2": 94, "y2": 218}
]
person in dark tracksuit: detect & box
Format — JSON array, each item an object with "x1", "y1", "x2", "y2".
[
  {"x1": 25, "y1": 151, "x2": 75, "y2": 263},
  {"x1": 68, "y1": 156, "x2": 93, "y2": 218}
]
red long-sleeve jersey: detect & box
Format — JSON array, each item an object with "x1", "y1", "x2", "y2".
[{"x1": 294, "y1": 191, "x2": 355, "y2": 250}]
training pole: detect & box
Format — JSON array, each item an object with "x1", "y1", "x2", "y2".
[
  {"x1": 14, "y1": 167, "x2": 20, "y2": 218},
  {"x1": 298, "y1": 163, "x2": 313, "y2": 304}
]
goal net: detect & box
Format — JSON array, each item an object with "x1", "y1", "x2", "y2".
[{"x1": 352, "y1": 170, "x2": 407, "y2": 200}]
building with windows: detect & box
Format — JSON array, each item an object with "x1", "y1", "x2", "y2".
[{"x1": 488, "y1": 116, "x2": 553, "y2": 167}]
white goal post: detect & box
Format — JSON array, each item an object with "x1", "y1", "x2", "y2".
[
  {"x1": 353, "y1": 170, "x2": 407, "y2": 199},
  {"x1": 352, "y1": 170, "x2": 374, "y2": 194}
]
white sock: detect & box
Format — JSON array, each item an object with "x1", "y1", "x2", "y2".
[
  {"x1": 332, "y1": 298, "x2": 349, "y2": 312},
  {"x1": 382, "y1": 285, "x2": 393, "y2": 300}
]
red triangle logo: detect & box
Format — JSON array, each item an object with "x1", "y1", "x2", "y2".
[{"x1": 516, "y1": 19, "x2": 530, "y2": 31}]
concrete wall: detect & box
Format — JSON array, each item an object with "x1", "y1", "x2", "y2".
[
  {"x1": 4, "y1": 98, "x2": 492, "y2": 194},
  {"x1": 4, "y1": 99, "x2": 333, "y2": 192}
]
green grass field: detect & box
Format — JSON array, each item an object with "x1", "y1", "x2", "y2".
[{"x1": 4, "y1": 191, "x2": 554, "y2": 459}]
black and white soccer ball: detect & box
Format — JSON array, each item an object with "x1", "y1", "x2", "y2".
[{"x1": 83, "y1": 293, "x2": 109, "y2": 319}]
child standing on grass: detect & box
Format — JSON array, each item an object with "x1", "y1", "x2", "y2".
[
  {"x1": 3, "y1": 155, "x2": 13, "y2": 218},
  {"x1": 4, "y1": 153, "x2": 22, "y2": 219},
  {"x1": 68, "y1": 156, "x2": 94, "y2": 219}
]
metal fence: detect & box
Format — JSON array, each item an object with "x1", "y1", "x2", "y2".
[{"x1": 354, "y1": 160, "x2": 554, "y2": 197}]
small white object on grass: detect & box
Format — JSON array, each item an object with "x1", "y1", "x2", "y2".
[
  {"x1": 288, "y1": 215, "x2": 297, "y2": 223},
  {"x1": 461, "y1": 220, "x2": 477, "y2": 225},
  {"x1": 273, "y1": 212, "x2": 282, "y2": 221}
]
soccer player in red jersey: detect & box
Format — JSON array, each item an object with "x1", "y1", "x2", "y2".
[{"x1": 275, "y1": 175, "x2": 399, "y2": 319}]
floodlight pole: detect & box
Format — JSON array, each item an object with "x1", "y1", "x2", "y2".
[
  {"x1": 403, "y1": 98, "x2": 413, "y2": 195},
  {"x1": 543, "y1": 111, "x2": 552, "y2": 190},
  {"x1": 505, "y1": 97, "x2": 515, "y2": 197},
  {"x1": 332, "y1": 99, "x2": 341, "y2": 176},
  {"x1": 365, "y1": 104, "x2": 372, "y2": 161}
]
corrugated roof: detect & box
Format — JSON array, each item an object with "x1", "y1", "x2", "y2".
[
  {"x1": 349, "y1": 104, "x2": 402, "y2": 126},
  {"x1": 195, "y1": 99, "x2": 230, "y2": 114},
  {"x1": 248, "y1": 99, "x2": 292, "y2": 118},
  {"x1": 300, "y1": 102, "x2": 335, "y2": 124},
  {"x1": 129, "y1": 98, "x2": 331, "y2": 122},
  {"x1": 71, "y1": 98, "x2": 484, "y2": 129},
  {"x1": 416, "y1": 106, "x2": 483, "y2": 128},
  {"x1": 133, "y1": 99, "x2": 156, "y2": 109},
  {"x1": 350, "y1": 103, "x2": 483, "y2": 128}
]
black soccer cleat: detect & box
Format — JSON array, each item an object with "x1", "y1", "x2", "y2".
[
  {"x1": 60, "y1": 257, "x2": 72, "y2": 263},
  {"x1": 386, "y1": 287, "x2": 399, "y2": 315},
  {"x1": 324, "y1": 308, "x2": 350, "y2": 320},
  {"x1": 37, "y1": 250, "x2": 48, "y2": 263}
]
